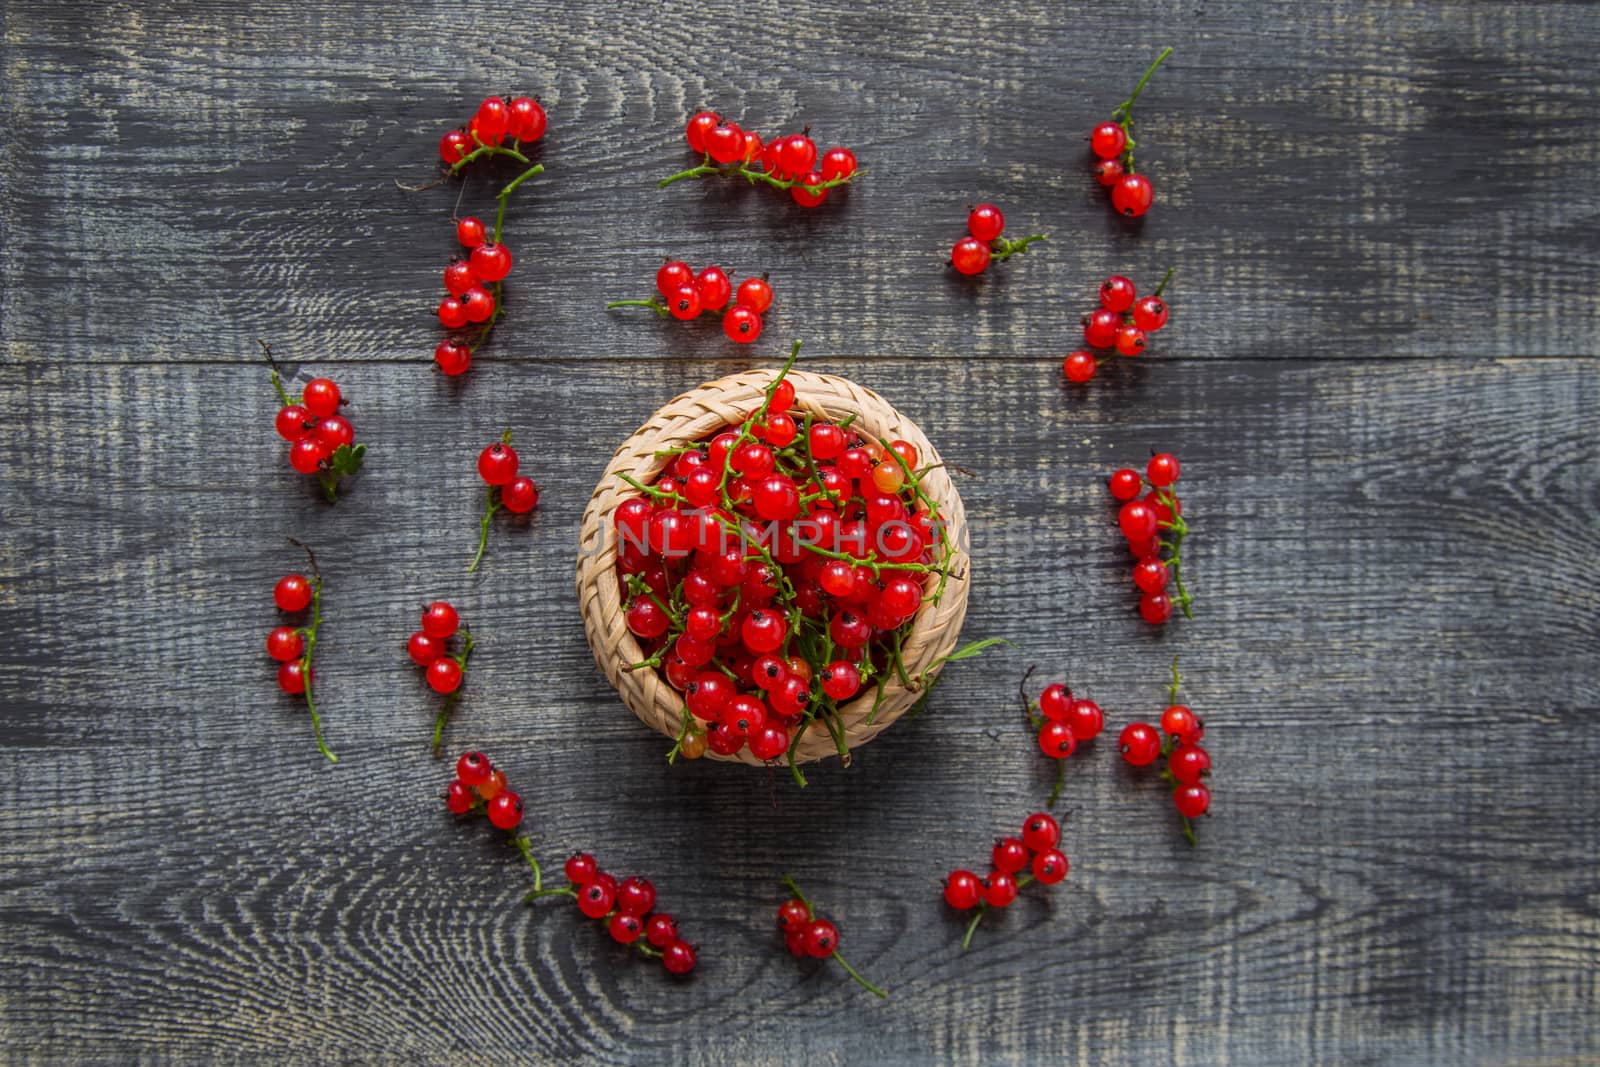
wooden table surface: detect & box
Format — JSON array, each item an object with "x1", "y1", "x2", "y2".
[{"x1": 3, "y1": 1, "x2": 1597, "y2": 1063}]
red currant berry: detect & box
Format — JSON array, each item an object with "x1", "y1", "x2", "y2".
[
  {"x1": 1112, "y1": 173, "x2": 1154, "y2": 217},
  {"x1": 266, "y1": 626, "x2": 304, "y2": 662},
  {"x1": 507, "y1": 96, "x2": 546, "y2": 142},
  {"x1": 662, "y1": 939, "x2": 697, "y2": 975},
  {"x1": 1083, "y1": 308, "x2": 1120, "y2": 348},
  {"x1": 274, "y1": 574, "x2": 313, "y2": 612},
  {"x1": 686, "y1": 110, "x2": 721, "y2": 153},
  {"x1": 1021, "y1": 811, "x2": 1060, "y2": 851},
  {"x1": 577, "y1": 880, "x2": 615, "y2": 919},
  {"x1": 1140, "y1": 592, "x2": 1174, "y2": 624},
  {"x1": 829, "y1": 609, "x2": 871, "y2": 649},
  {"x1": 768, "y1": 675, "x2": 811, "y2": 718},
  {"x1": 625, "y1": 598, "x2": 669, "y2": 640},
  {"x1": 1132, "y1": 557, "x2": 1170, "y2": 594},
  {"x1": 1108, "y1": 468, "x2": 1143, "y2": 501},
  {"x1": 732, "y1": 442, "x2": 775, "y2": 479},
  {"x1": 943, "y1": 870, "x2": 982, "y2": 910},
  {"x1": 695, "y1": 266, "x2": 732, "y2": 311},
  {"x1": 1039, "y1": 720, "x2": 1077, "y2": 759},
  {"x1": 422, "y1": 601, "x2": 459, "y2": 639},
  {"x1": 790, "y1": 170, "x2": 828, "y2": 208},
  {"x1": 617, "y1": 877, "x2": 656, "y2": 916},
  {"x1": 1146, "y1": 453, "x2": 1180, "y2": 489},
  {"x1": 741, "y1": 609, "x2": 787, "y2": 654},
  {"x1": 435, "y1": 342, "x2": 471, "y2": 377},
  {"x1": 469, "y1": 242, "x2": 513, "y2": 283},
  {"x1": 778, "y1": 134, "x2": 817, "y2": 175},
  {"x1": 461, "y1": 286, "x2": 496, "y2": 323},
  {"x1": 1161, "y1": 704, "x2": 1203, "y2": 744},
  {"x1": 288, "y1": 436, "x2": 327, "y2": 474},
  {"x1": 478, "y1": 442, "x2": 519, "y2": 486},
  {"x1": 808, "y1": 422, "x2": 844, "y2": 460},
  {"x1": 277, "y1": 659, "x2": 311, "y2": 694},
  {"x1": 456, "y1": 217, "x2": 486, "y2": 247},
  {"x1": 1090, "y1": 121, "x2": 1128, "y2": 159},
  {"x1": 776, "y1": 898, "x2": 811, "y2": 932},
  {"x1": 646, "y1": 913, "x2": 678, "y2": 948},
  {"x1": 444, "y1": 260, "x2": 476, "y2": 297},
  {"x1": 951, "y1": 236, "x2": 991, "y2": 276},
  {"x1": 427, "y1": 657, "x2": 463, "y2": 694},
  {"x1": 761, "y1": 412, "x2": 797, "y2": 447},
  {"x1": 564, "y1": 853, "x2": 597, "y2": 884},
  {"x1": 966, "y1": 203, "x2": 1005, "y2": 242},
  {"x1": 608, "y1": 912, "x2": 643, "y2": 944},
  {"x1": 819, "y1": 660, "x2": 861, "y2": 701},
  {"x1": 1114, "y1": 325, "x2": 1147, "y2": 357},
  {"x1": 1170, "y1": 743, "x2": 1211, "y2": 784},
  {"x1": 741, "y1": 129, "x2": 764, "y2": 162},
  {"x1": 992, "y1": 837, "x2": 1030, "y2": 874},
  {"x1": 1093, "y1": 157, "x2": 1125, "y2": 186},
  {"x1": 723, "y1": 305, "x2": 763, "y2": 344},
  {"x1": 445, "y1": 780, "x2": 473, "y2": 814},
  {"x1": 1099, "y1": 275, "x2": 1137, "y2": 312},
  {"x1": 1066, "y1": 699, "x2": 1104, "y2": 741},
  {"x1": 474, "y1": 97, "x2": 511, "y2": 140},
  {"x1": 501, "y1": 476, "x2": 540, "y2": 514},
  {"x1": 766, "y1": 378, "x2": 795, "y2": 415},
  {"x1": 1119, "y1": 722, "x2": 1162, "y2": 766},
  {"x1": 748, "y1": 724, "x2": 789, "y2": 761},
  {"x1": 455, "y1": 750, "x2": 491, "y2": 786},
  {"x1": 314, "y1": 415, "x2": 353, "y2": 452},
  {"x1": 735, "y1": 277, "x2": 774, "y2": 314},
  {"x1": 407, "y1": 630, "x2": 445, "y2": 666},
  {"x1": 1119, "y1": 500, "x2": 1159, "y2": 541},
  {"x1": 485, "y1": 790, "x2": 522, "y2": 830},
  {"x1": 1032, "y1": 849, "x2": 1069, "y2": 885},
  {"x1": 479, "y1": 768, "x2": 507, "y2": 801},
  {"x1": 706, "y1": 721, "x2": 744, "y2": 755},
  {"x1": 655, "y1": 260, "x2": 693, "y2": 297},
  {"x1": 1063, "y1": 350, "x2": 1098, "y2": 383},
  {"x1": 820, "y1": 147, "x2": 857, "y2": 180},
  {"x1": 439, "y1": 129, "x2": 471, "y2": 164},
  {"x1": 666, "y1": 282, "x2": 702, "y2": 321},
  {"x1": 1175, "y1": 783, "x2": 1211, "y2": 819},
  {"x1": 1133, "y1": 296, "x2": 1169, "y2": 332},
  {"x1": 438, "y1": 296, "x2": 469, "y2": 329},
  {"x1": 275, "y1": 404, "x2": 313, "y2": 441},
  {"x1": 984, "y1": 872, "x2": 1019, "y2": 908},
  {"x1": 302, "y1": 378, "x2": 340, "y2": 418},
  {"x1": 1039, "y1": 683, "x2": 1071, "y2": 721},
  {"x1": 705, "y1": 122, "x2": 745, "y2": 164},
  {"x1": 802, "y1": 918, "x2": 839, "y2": 959}
]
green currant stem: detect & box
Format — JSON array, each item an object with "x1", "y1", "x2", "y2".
[
  {"x1": 786, "y1": 722, "x2": 811, "y2": 787},
  {"x1": 492, "y1": 163, "x2": 544, "y2": 243},
  {"x1": 1180, "y1": 815, "x2": 1197, "y2": 847},
  {"x1": 665, "y1": 705, "x2": 693, "y2": 764},
  {"x1": 513, "y1": 834, "x2": 543, "y2": 886},
  {"x1": 779, "y1": 874, "x2": 813, "y2": 912},
  {"x1": 832, "y1": 951, "x2": 888, "y2": 999},
  {"x1": 269, "y1": 370, "x2": 293, "y2": 407},
  {"x1": 450, "y1": 142, "x2": 532, "y2": 176},
  {"x1": 431, "y1": 628, "x2": 476, "y2": 757},
  {"x1": 1113, "y1": 47, "x2": 1173, "y2": 122},
  {"x1": 469, "y1": 486, "x2": 501, "y2": 573},
  {"x1": 287, "y1": 539, "x2": 337, "y2": 764},
  {"x1": 606, "y1": 297, "x2": 669, "y2": 318},
  {"x1": 961, "y1": 873, "x2": 1036, "y2": 952},
  {"x1": 798, "y1": 543, "x2": 934, "y2": 576},
  {"x1": 658, "y1": 160, "x2": 863, "y2": 194},
  {"x1": 633, "y1": 942, "x2": 664, "y2": 960},
  {"x1": 1049, "y1": 758, "x2": 1065, "y2": 808},
  {"x1": 467, "y1": 281, "x2": 505, "y2": 355},
  {"x1": 525, "y1": 886, "x2": 577, "y2": 902},
  {"x1": 1153, "y1": 267, "x2": 1176, "y2": 298},
  {"x1": 717, "y1": 341, "x2": 802, "y2": 497},
  {"x1": 1157, "y1": 491, "x2": 1193, "y2": 618},
  {"x1": 990, "y1": 233, "x2": 1047, "y2": 262},
  {"x1": 1167, "y1": 655, "x2": 1182, "y2": 704}
]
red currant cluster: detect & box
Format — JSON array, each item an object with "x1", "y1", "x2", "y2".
[
  {"x1": 1023, "y1": 671, "x2": 1106, "y2": 804},
  {"x1": 660, "y1": 111, "x2": 860, "y2": 207},
  {"x1": 1063, "y1": 270, "x2": 1174, "y2": 383},
  {"x1": 607, "y1": 261, "x2": 774, "y2": 345},
  {"x1": 469, "y1": 431, "x2": 539, "y2": 573},
  {"x1": 266, "y1": 540, "x2": 336, "y2": 763},
  {"x1": 1108, "y1": 452, "x2": 1191, "y2": 624},
  {"x1": 444, "y1": 750, "x2": 523, "y2": 830},
  {"x1": 1089, "y1": 48, "x2": 1172, "y2": 218},
  {"x1": 615, "y1": 355, "x2": 963, "y2": 779},
  {"x1": 1118, "y1": 662, "x2": 1213, "y2": 842},
  {"x1": 269, "y1": 361, "x2": 365, "y2": 502},
  {"x1": 407, "y1": 601, "x2": 476, "y2": 755},
  {"x1": 942, "y1": 811, "x2": 1067, "y2": 950},
  {"x1": 530, "y1": 854, "x2": 697, "y2": 976},
  {"x1": 776, "y1": 877, "x2": 885, "y2": 997},
  {"x1": 425, "y1": 96, "x2": 546, "y2": 376},
  {"x1": 949, "y1": 203, "x2": 1047, "y2": 276}
]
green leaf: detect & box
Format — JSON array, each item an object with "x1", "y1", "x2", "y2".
[{"x1": 328, "y1": 443, "x2": 365, "y2": 476}]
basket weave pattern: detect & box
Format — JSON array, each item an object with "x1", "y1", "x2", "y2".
[{"x1": 576, "y1": 370, "x2": 971, "y2": 765}]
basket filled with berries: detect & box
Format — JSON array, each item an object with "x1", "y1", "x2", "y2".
[{"x1": 575, "y1": 351, "x2": 980, "y2": 775}]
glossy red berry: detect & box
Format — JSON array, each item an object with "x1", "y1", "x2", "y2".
[
  {"x1": 802, "y1": 918, "x2": 839, "y2": 959},
  {"x1": 1108, "y1": 468, "x2": 1143, "y2": 501},
  {"x1": 741, "y1": 129, "x2": 764, "y2": 162},
  {"x1": 434, "y1": 340, "x2": 470, "y2": 376},
  {"x1": 577, "y1": 880, "x2": 615, "y2": 919},
  {"x1": 1039, "y1": 683, "x2": 1071, "y2": 721},
  {"x1": 1133, "y1": 557, "x2": 1171, "y2": 594},
  {"x1": 1119, "y1": 722, "x2": 1162, "y2": 766},
  {"x1": 314, "y1": 415, "x2": 353, "y2": 452},
  {"x1": 275, "y1": 404, "x2": 312, "y2": 441},
  {"x1": 564, "y1": 853, "x2": 598, "y2": 884},
  {"x1": 1112, "y1": 173, "x2": 1154, "y2": 217},
  {"x1": 486, "y1": 790, "x2": 522, "y2": 830},
  {"x1": 445, "y1": 780, "x2": 473, "y2": 814},
  {"x1": 1083, "y1": 308, "x2": 1120, "y2": 348},
  {"x1": 984, "y1": 872, "x2": 1019, "y2": 908},
  {"x1": 274, "y1": 574, "x2": 312, "y2": 612},
  {"x1": 1175, "y1": 783, "x2": 1211, "y2": 818},
  {"x1": 951, "y1": 236, "x2": 991, "y2": 276},
  {"x1": 748, "y1": 724, "x2": 789, "y2": 761},
  {"x1": 427, "y1": 657, "x2": 463, "y2": 694},
  {"x1": 438, "y1": 296, "x2": 469, "y2": 329},
  {"x1": 705, "y1": 122, "x2": 745, "y2": 164},
  {"x1": 1140, "y1": 592, "x2": 1174, "y2": 623},
  {"x1": 819, "y1": 660, "x2": 861, "y2": 701},
  {"x1": 1161, "y1": 704, "x2": 1203, "y2": 744},
  {"x1": 454, "y1": 750, "x2": 491, "y2": 786},
  {"x1": 1021, "y1": 811, "x2": 1060, "y2": 851},
  {"x1": 1114, "y1": 325, "x2": 1148, "y2": 357},
  {"x1": 608, "y1": 912, "x2": 643, "y2": 944},
  {"x1": 1066, "y1": 699, "x2": 1105, "y2": 741},
  {"x1": 617, "y1": 877, "x2": 656, "y2": 916},
  {"x1": 662, "y1": 940, "x2": 697, "y2": 975},
  {"x1": 478, "y1": 442, "x2": 519, "y2": 486},
  {"x1": 407, "y1": 630, "x2": 445, "y2": 666},
  {"x1": 439, "y1": 129, "x2": 471, "y2": 164},
  {"x1": 302, "y1": 379, "x2": 340, "y2": 418},
  {"x1": 790, "y1": 170, "x2": 828, "y2": 208},
  {"x1": 776, "y1": 898, "x2": 811, "y2": 932},
  {"x1": 645, "y1": 913, "x2": 678, "y2": 948},
  {"x1": 778, "y1": 134, "x2": 818, "y2": 176},
  {"x1": 992, "y1": 837, "x2": 1029, "y2": 874},
  {"x1": 456, "y1": 217, "x2": 486, "y2": 247},
  {"x1": 1090, "y1": 121, "x2": 1128, "y2": 159},
  {"x1": 819, "y1": 146, "x2": 857, "y2": 180},
  {"x1": 1147, "y1": 453, "x2": 1180, "y2": 488},
  {"x1": 444, "y1": 259, "x2": 476, "y2": 297},
  {"x1": 1119, "y1": 501, "x2": 1159, "y2": 542},
  {"x1": 808, "y1": 422, "x2": 844, "y2": 460},
  {"x1": 1170, "y1": 744, "x2": 1212, "y2": 784},
  {"x1": 474, "y1": 97, "x2": 511, "y2": 140},
  {"x1": 667, "y1": 283, "x2": 702, "y2": 321},
  {"x1": 1133, "y1": 296, "x2": 1169, "y2": 332},
  {"x1": 1063, "y1": 350, "x2": 1098, "y2": 383},
  {"x1": 655, "y1": 260, "x2": 693, "y2": 297},
  {"x1": 943, "y1": 870, "x2": 982, "y2": 910},
  {"x1": 735, "y1": 276, "x2": 774, "y2": 313},
  {"x1": 266, "y1": 626, "x2": 304, "y2": 662},
  {"x1": 1093, "y1": 157, "x2": 1125, "y2": 186},
  {"x1": 686, "y1": 110, "x2": 721, "y2": 153},
  {"x1": 1032, "y1": 849, "x2": 1069, "y2": 885},
  {"x1": 507, "y1": 96, "x2": 547, "y2": 142},
  {"x1": 624, "y1": 599, "x2": 667, "y2": 640},
  {"x1": 422, "y1": 601, "x2": 459, "y2": 639},
  {"x1": 695, "y1": 266, "x2": 732, "y2": 311},
  {"x1": 1099, "y1": 275, "x2": 1137, "y2": 312},
  {"x1": 741, "y1": 609, "x2": 787, "y2": 654},
  {"x1": 501, "y1": 476, "x2": 540, "y2": 514},
  {"x1": 967, "y1": 203, "x2": 1004, "y2": 242},
  {"x1": 461, "y1": 286, "x2": 495, "y2": 323},
  {"x1": 1039, "y1": 720, "x2": 1077, "y2": 758},
  {"x1": 469, "y1": 242, "x2": 513, "y2": 283},
  {"x1": 288, "y1": 436, "x2": 326, "y2": 474},
  {"x1": 723, "y1": 305, "x2": 763, "y2": 344},
  {"x1": 277, "y1": 660, "x2": 311, "y2": 694}
]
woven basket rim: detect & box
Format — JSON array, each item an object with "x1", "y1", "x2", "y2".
[{"x1": 575, "y1": 369, "x2": 971, "y2": 765}]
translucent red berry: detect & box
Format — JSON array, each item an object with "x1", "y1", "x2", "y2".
[
  {"x1": 608, "y1": 913, "x2": 643, "y2": 944},
  {"x1": 478, "y1": 442, "x2": 519, "y2": 485},
  {"x1": 686, "y1": 111, "x2": 720, "y2": 153},
  {"x1": 1083, "y1": 308, "x2": 1120, "y2": 348},
  {"x1": 277, "y1": 660, "x2": 311, "y2": 694},
  {"x1": 984, "y1": 872, "x2": 1019, "y2": 908},
  {"x1": 943, "y1": 870, "x2": 982, "y2": 910},
  {"x1": 427, "y1": 657, "x2": 463, "y2": 694},
  {"x1": 455, "y1": 751, "x2": 491, "y2": 786},
  {"x1": 802, "y1": 918, "x2": 839, "y2": 959},
  {"x1": 1133, "y1": 296, "x2": 1169, "y2": 331},
  {"x1": 967, "y1": 203, "x2": 1005, "y2": 242},
  {"x1": 617, "y1": 877, "x2": 656, "y2": 916},
  {"x1": 266, "y1": 626, "x2": 304, "y2": 662},
  {"x1": 1032, "y1": 849, "x2": 1069, "y2": 884},
  {"x1": 1090, "y1": 121, "x2": 1128, "y2": 159},
  {"x1": 1099, "y1": 275, "x2": 1137, "y2": 312},
  {"x1": 1170, "y1": 744, "x2": 1211, "y2": 784},
  {"x1": 646, "y1": 913, "x2": 679, "y2": 948},
  {"x1": 507, "y1": 96, "x2": 546, "y2": 142},
  {"x1": 1147, "y1": 453, "x2": 1180, "y2": 487},
  {"x1": 564, "y1": 853, "x2": 597, "y2": 884},
  {"x1": 486, "y1": 791, "x2": 522, "y2": 830},
  {"x1": 456, "y1": 217, "x2": 486, "y2": 247},
  {"x1": 1021, "y1": 811, "x2": 1060, "y2": 851},
  {"x1": 662, "y1": 940, "x2": 697, "y2": 975},
  {"x1": 408, "y1": 631, "x2": 445, "y2": 666},
  {"x1": 445, "y1": 780, "x2": 473, "y2": 814},
  {"x1": 951, "y1": 236, "x2": 991, "y2": 275},
  {"x1": 992, "y1": 837, "x2": 1029, "y2": 874},
  {"x1": 1039, "y1": 720, "x2": 1077, "y2": 758},
  {"x1": 275, "y1": 404, "x2": 312, "y2": 441},
  {"x1": 819, "y1": 147, "x2": 857, "y2": 180},
  {"x1": 501, "y1": 476, "x2": 540, "y2": 514},
  {"x1": 1112, "y1": 173, "x2": 1154, "y2": 217},
  {"x1": 1140, "y1": 592, "x2": 1174, "y2": 623},
  {"x1": 723, "y1": 305, "x2": 763, "y2": 344},
  {"x1": 735, "y1": 277, "x2": 774, "y2": 313},
  {"x1": 1161, "y1": 704, "x2": 1203, "y2": 744},
  {"x1": 302, "y1": 378, "x2": 341, "y2": 418},
  {"x1": 469, "y1": 242, "x2": 513, "y2": 283},
  {"x1": 1175, "y1": 783, "x2": 1211, "y2": 818},
  {"x1": 1039, "y1": 683, "x2": 1071, "y2": 721},
  {"x1": 1063, "y1": 351, "x2": 1098, "y2": 383},
  {"x1": 790, "y1": 170, "x2": 828, "y2": 208},
  {"x1": 1109, "y1": 468, "x2": 1143, "y2": 501},
  {"x1": 1114, "y1": 325, "x2": 1147, "y2": 356},
  {"x1": 695, "y1": 266, "x2": 732, "y2": 311},
  {"x1": 422, "y1": 601, "x2": 459, "y2": 639},
  {"x1": 1119, "y1": 722, "x2": 1162, "y2": 766},
  {"x1": 274, "y1": 574, "x2": 312, "y2": 612}
]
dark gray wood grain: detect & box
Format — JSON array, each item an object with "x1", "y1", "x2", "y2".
[{"x1": 2, "y1": 0, "x2": 1598, "y2": 1064}]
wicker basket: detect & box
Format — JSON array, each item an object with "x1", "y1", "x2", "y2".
[{"x1": 576, "y1": 369, "x2": 971, "y2": 765}]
